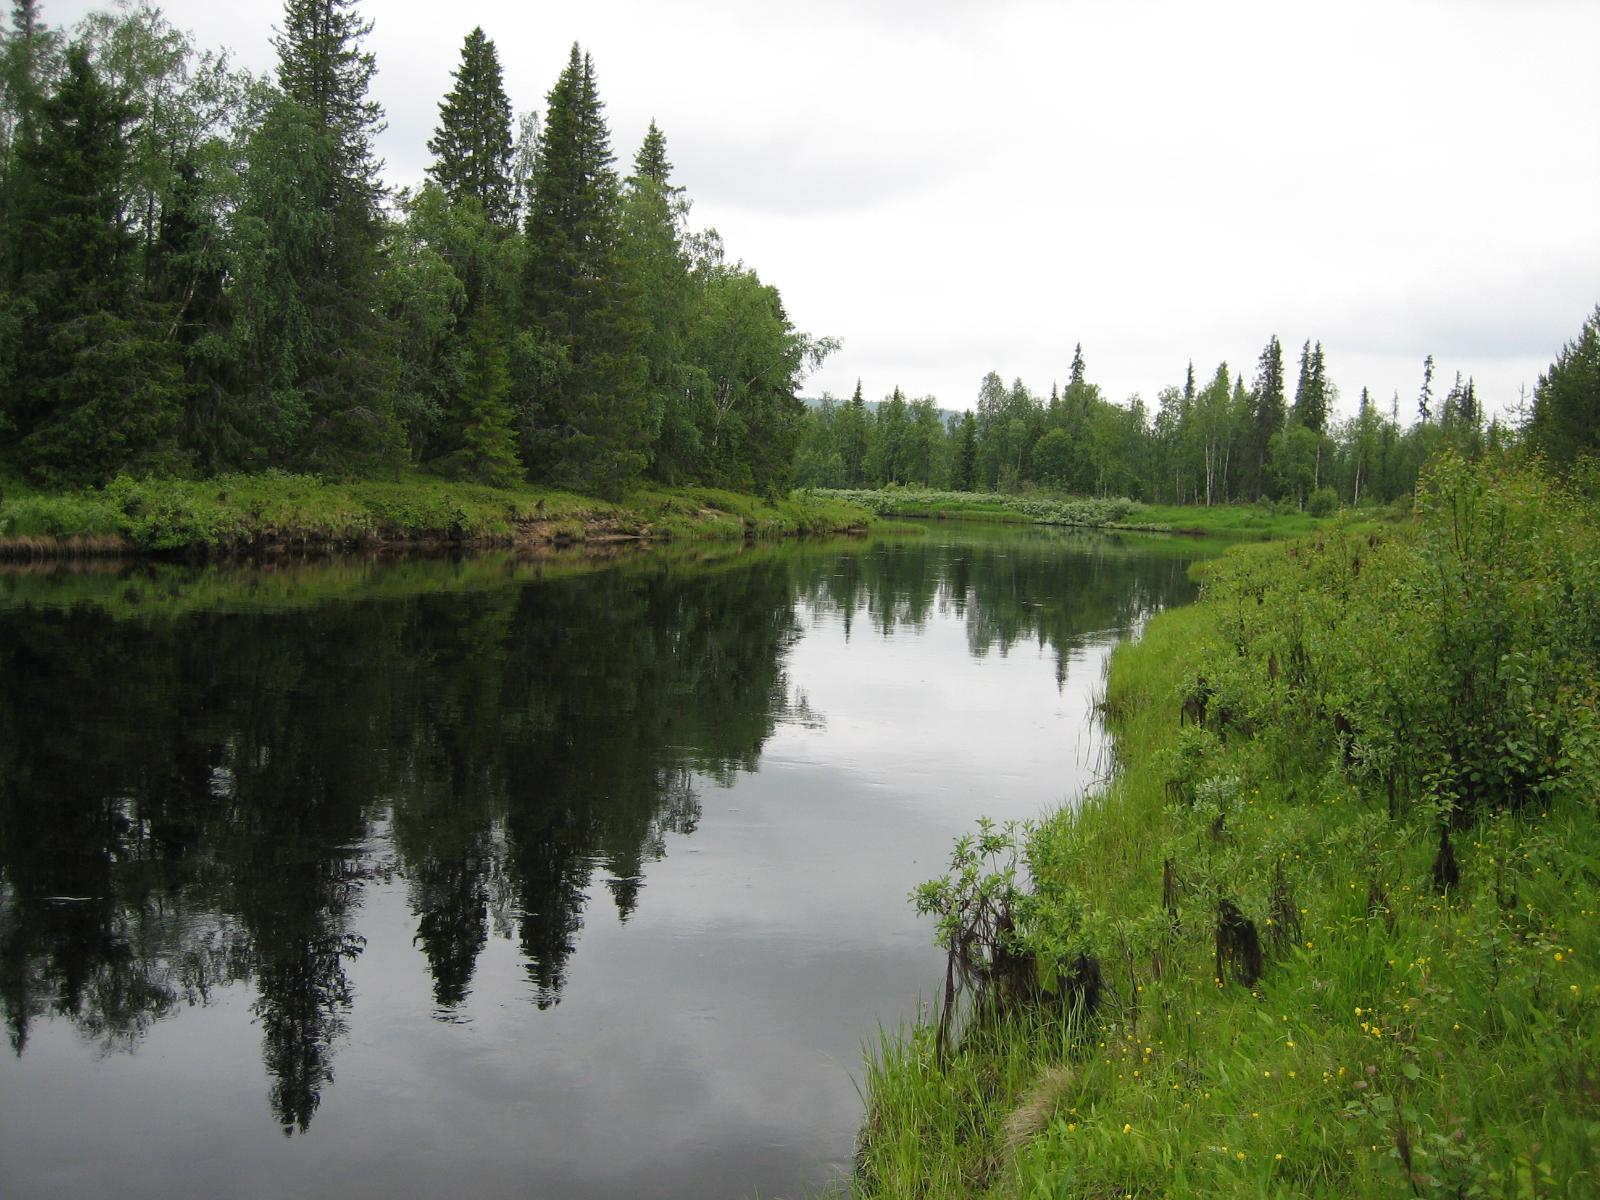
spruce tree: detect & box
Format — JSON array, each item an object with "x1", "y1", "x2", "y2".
[
  {"x1": 1418, "y1": 354, "x2": 1434, "y2": 424},
  {"x1": 1308, "y1": 342, "x2": 1328, "y2": 432},
  {"x1": 1292, "y1": 340, "x2": 1314, "y2": 424},
  {"x1": 954, "y1": 410, "x2": 978, "y2": 491},
  {"x1": 522, "y1": 44, "x2": 645, "y2": 493},
  {"x1": 1247, "y1": 335, "x2": 1286, "y2": 499},
  {"x1": 255, "y1": 0, "x2": 401, "y2": 470},
  {"x1": 274, "y1": 0, "x2": 382, "y2": 197},
  {"x1": 1069, "y1": 342, "x2": 1086, "y2": 386},
  {"x1": 457, "y1": 305, "x2": 521, "y2": 486},
  {"x1": 426, "y1": 27, "x2": 514, "y2": 227},
  {"x1": 1526, "y1": 306, "x2": 1600, "y2": 468},
  {"x1": 9, "y1": 44, "x2": 184, "y2": 483},
  {"x1": 837, "y1": 378, "x2": 868, "y2": 485},
  {"x1": 622, "y1": 119, "x2": 695, "y2": 482},
  {"x1": 1, "y1": 0, "x2": 57, "y2": 287},
  {"x1": 1291, "y1": 340, "x2": 1329, "y2": 433},
  {"x1": 633, "y1": 119, "x2": 672, "y2": 186}
]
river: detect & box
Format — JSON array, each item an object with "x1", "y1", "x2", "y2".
[{"x1": 0, "y1": 524, "x2": 1212, "y2": 1198}]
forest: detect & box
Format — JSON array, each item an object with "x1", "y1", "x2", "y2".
[
  {"x1": 5, "y1": 2, "x2": 1598, "y2": 524},
  {"x1": 0, "y1": 0, "x2": 830, "y2": 497},
  {"x1": 796, "y1": 328, "x2": 1599, "y2": 511}
]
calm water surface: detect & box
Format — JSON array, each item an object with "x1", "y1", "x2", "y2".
[{"x1": 0, "y1": 526, "x2": 1209, "y2": 1198}]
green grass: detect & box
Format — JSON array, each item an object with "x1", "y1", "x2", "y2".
[
  {"x1": 0, "y1": 472, "x2": 871, "y2": 556},
  {"x1": 855, "y1": 464, "x2": 1600, "y2": 1198},
  {"x1": 811, "y1": 488, "x2": 1138, "y2": 528},
  {"x1": 807, "y1": 487, "x2": 1393, "y2": 539},
  {"x1": 1118, "y1": 502, "x2": 1336, "y2": 537},
  {"x1": 631, "y1": 486, "x2": 872, "y2": 541}
]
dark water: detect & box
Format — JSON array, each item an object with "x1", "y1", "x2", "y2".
[{"x1": 0, "y1": 526, "x2": 1208, "y2": 1199}]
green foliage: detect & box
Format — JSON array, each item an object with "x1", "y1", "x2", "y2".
[
  {"x1": 273, "y1": 0, "x2": 381, "y2": 194},
  {"x1": 1201, "y1": 454, "x2": 1600, "y2": 817},
  {"x1": 520, "y1": 44, "x2": 646, "y2": 495},
  {"x1": 813, "y1": 486, "x2": 1138, "y2": 528},
  {"x1": 262, "y1": 0, "x2": 404, "y2": 473},
  {"x1": 7, "y1": 44, "x2": 187, "y2": 485},
  {"x1": 620, "y1": 120, "x2": 696, "y2": 484},
  {"x1": 426, "y1": 27, "x2": 514, "y2": 226},
  {"x1": 0, "y1": 5, "x2": 834, "y2": 504},
  {"x1": 454, "y1": 306, "x2": 522, "y2": 487},
  {"x1": 861, "y1": 457, "x2": 1600, "y2": 1198},
  {"x1": 1, "y1": 472, "x2": 869, "y2": 555},
  {"x1": 682, "y1": 253, "x2": 833, "y2": 494},
  {"x1": 1526, "y1": 304, "x2": 1600, "y2": 471},
  {"x1": 0, "y1": 489, "x2": 125, "y2": 538},
  {"x1": 912, "y1": 818, "x2": 1028, "y2": 1059}
]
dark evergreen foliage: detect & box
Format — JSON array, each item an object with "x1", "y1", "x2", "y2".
[
  {"x1": 1526, "y1": 306, "x2": 1600, "y2": 470},
  {"x1": 1246, "y1": 335, "x2": 1286, "y2": 499},
  {"x1": 262, "y1": 0, "x2": 402, "y2": 470},
  {"x1": 456, "y1": 304, "x2": 521, "y2": 486},
  {"x1": 427, "y1": 27, "x2": 514, "y2": 227},
  {"x1": 0, "y1": 7, "x2": 831, "y2": 494},
  {"x1": 621, "y1": 120, "x2": 695, "y2": 483},
  {"x1": 12, "y1": 0, "x2": 1569, "y2": 512},
  {"x1": 8, "y1": 44, "x2": 184, "y2": 485},
  {"x1": 273, "y1": 0, "x2": 383, "y2": 198},
  {"x1": 521, "y1": 44, "x2": 646, "y2": 494}
]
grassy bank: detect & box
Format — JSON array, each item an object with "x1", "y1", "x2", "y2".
[
  {"x1": 857, "y1": 456, "x2": 1600, "y2": 1198},
  {"x1": 808, "y1": 487, "x2": 1374, "y2": 538},
  {"x1": 0, "y1": 471, "x2": 871, "y2": 557}
]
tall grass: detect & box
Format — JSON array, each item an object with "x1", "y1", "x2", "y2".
[
  {"x1": 856, "y1": 457, "x2": 1600, "y2": 1198},
  {"x1": 807, "y1": 487, "x2": 1371, "y2": 538},
  {"x1": 0, "y1": 473, "x2": 871, "y2": 555}
]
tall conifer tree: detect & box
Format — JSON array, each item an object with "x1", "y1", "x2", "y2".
[
  {"x1": 274, "y1": 0, "x2": 382, "y2": 196},
  {"x1": 522, "y1": 43, "x2": 644, "y2": 493},
  {"x1": 9, "y1": 45, "x2": 184, "y2": 483},
  {"x1": 1247, "y1": 334, "x2": 1286, "y2": 499},
  {"x1": 247, "y1": 0, "x2": 400, "y2": 469},
  {"x1": 622, "y1": 119, "x2": 696, "y2": 481},
  {"x1": 837, "y1": 378, "x2": 868, "y2": 485},
  {"x1": 1526, "y1": 306, "x2": 1600, "y2": 468},
  {"x1": 1, "y1": 0, "x2": 57, "y2": 287},
  {"x1": 427, "y1": 27, "x2": 514, "y2": 227}
]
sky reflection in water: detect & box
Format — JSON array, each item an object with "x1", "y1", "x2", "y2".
[{"x1": 0, "y1": 527, "x2": 1205, "y2": 1199}]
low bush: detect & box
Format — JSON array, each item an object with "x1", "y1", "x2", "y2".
[{"x1": 859, "y1": 455, "x2": 1600, "y2": 1198}]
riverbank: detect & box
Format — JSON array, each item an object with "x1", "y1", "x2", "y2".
[
  {"x1": 856, "y1": 456, "x2": 1600, "y2": 1197},
  {"x1": 0, "y1": 472, "x2": 872, "y2": 559},
  {"x1": 807, "y1": 486, "x2": 1377, "y2": 538}
]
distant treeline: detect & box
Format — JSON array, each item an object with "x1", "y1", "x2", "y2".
[
  {"x1": 0, "y1": 1, "x2": 832, "y2": 494},
  {"x1": 797, "y1": 319, "x2": 1600, "y2": 508}
]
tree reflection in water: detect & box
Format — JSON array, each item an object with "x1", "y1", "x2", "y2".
[{"x1": 0, "y1": 531, "x2": 1198, "y2": 1129}]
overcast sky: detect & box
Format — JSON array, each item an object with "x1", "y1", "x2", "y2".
[{"x1": 47, "y1": 0, "x2": 1600, "y2": 421}]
